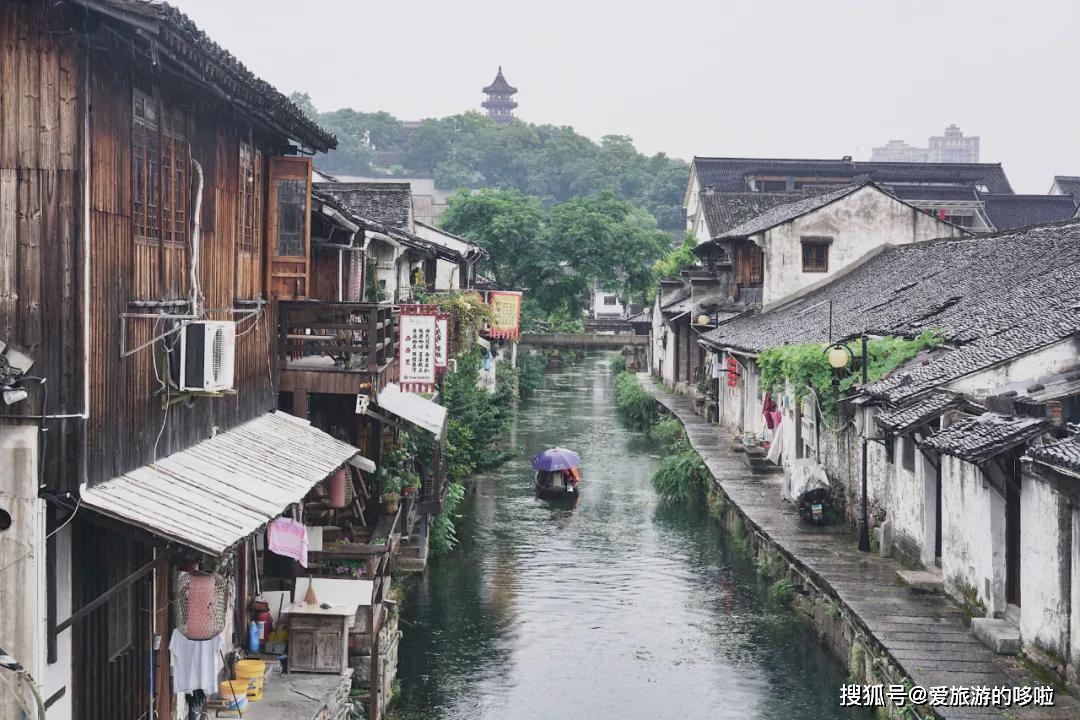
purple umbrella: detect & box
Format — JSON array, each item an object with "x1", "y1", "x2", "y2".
[{"x1": 532, "y1": 447, "x2": 581, "y2": 472}]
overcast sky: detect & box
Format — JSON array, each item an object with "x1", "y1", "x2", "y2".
[{"x1": 176, "y1": 0, "x2": 1078, "y2": 193}]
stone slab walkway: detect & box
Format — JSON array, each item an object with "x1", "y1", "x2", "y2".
[{"x1": 638, "y1": 374, "x2": 1079, "y2": 720}]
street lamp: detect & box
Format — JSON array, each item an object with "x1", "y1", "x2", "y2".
[{"x1": 823, "y1": 336, "x2": 871, "y2": 552}]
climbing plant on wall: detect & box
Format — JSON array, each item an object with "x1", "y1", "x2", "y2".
[{"x1": 756, "y1": 331, "x2": 942, "y2": 419}]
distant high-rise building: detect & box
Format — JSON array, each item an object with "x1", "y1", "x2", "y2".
[
  {"x1": 482, "y1": 66, "x2": 518, "y2": 124},
  {"x1": 871, "y1": 124, "x2": 979, "y2": 163}
]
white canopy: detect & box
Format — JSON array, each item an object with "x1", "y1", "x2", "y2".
[{"x1": 376, "y1": 383, "x2": 448, "y2": 439}]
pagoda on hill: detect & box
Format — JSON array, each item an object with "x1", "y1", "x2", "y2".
[{"x1": 482, "y1": 66, "x2": 518, "y2": 124}]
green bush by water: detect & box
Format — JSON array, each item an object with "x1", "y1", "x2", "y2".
[
  {"x1": 651, "y1": 437, "x2": 711, "y2": 503},
  {"x1": 609, "y1": 354, "x2": 627, "y2": 374},
  {"x1": 613, "y1": 371, "x2": 656, "y2": 430}
]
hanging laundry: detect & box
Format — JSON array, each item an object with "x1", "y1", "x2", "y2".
[
  {"x1": 170, "y1": 629, "x2": 223, "y2": 694},
  {"x1": 267, "y1": 516, "x2": 309, "y2": 568},
  {"x1": 763, "y1": 393, "x2": 778, "y2": 430}
]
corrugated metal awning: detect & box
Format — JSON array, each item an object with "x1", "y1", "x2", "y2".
[
  {"x1": 80, "y1": 412, "x2": 370, "y2": 556},
  {"x1": 376, "y1": 383, "x2": 447, "y2": 438}
]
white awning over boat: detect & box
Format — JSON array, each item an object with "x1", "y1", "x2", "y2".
[
  {"x1": 79, "y1": 411, "x2": 371, "y2": 556},
  {"x1": 376, "y1": 383, "x2": 447, "y2": 439}
]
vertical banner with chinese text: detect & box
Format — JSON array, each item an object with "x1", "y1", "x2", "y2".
[
  {"x1": 488, "y1": 291, "x2": 522, "y2": 341},
  {"x1": 435, "y1": 313, "x2": 450, "y2": 370},
  {"x1": 398, "y1": 304, "x2": 439, "y2": 392}
]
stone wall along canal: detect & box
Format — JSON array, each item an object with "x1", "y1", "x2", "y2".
[{"x1": 391, "y1": 354, "x2": 872, "y2": 720}]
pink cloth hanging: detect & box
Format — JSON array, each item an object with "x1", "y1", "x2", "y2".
[{"x1": 267, "y1": 517, "x2": 309, "y2": 568}]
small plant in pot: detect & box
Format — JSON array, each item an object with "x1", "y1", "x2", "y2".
[{"x1": 377, "y1": 466, "x2": 403, "y2": 514}]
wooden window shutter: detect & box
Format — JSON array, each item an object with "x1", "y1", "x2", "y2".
[{"x1": 266, "y1": 156, "x2": 312, "y2": 300}]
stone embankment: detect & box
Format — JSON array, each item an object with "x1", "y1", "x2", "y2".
[{"x1": 638, "y1": 374, "x2": 1080, "y2": 720}]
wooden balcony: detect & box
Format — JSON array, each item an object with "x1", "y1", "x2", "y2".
[{"x1": 277, "y1": 301, "x2": 397, "y2": 397}]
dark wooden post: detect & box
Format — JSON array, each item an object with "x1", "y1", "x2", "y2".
[
  {"x1": 155, "y1": 553, "x2": 171, "y2": 720},
  {"x1": 367, "y1": 306, "x2": 379, "y2": 372},
  {"x1": 293, "y1": 388, "x2": 309, "y2": 420}
]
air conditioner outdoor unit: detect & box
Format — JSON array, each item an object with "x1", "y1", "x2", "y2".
[{"x1": 179, "y1": 321, "x2": 236, "y2": 392}]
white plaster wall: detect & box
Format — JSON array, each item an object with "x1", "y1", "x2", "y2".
[
  {"x1": 650, "y1": 298, "x2": 664, "y2": 377},
  {"x1": 759, "y1": 186, "x2": 965, "y2": 305},
  {"x1": 661, "y1": 322, "x2": 678, "y2": 387},
  {"x1": 435, "y1": 259, "x2": 459, "y2": 291},
  {"x1": 946, "y1": 337, "x2": 1080, "y2": 397},
  {"x1": 1071, "y1": 506, "x2": 1080, "y2": 684},
  {"x1": 941, "y1": 456, "x2": 1005, "y2": 615},
  {"x1": 0, "y1": 425, "x2": 71, "y2": 719},
  {"x1": 1020, "y1": 475, "x2": 1070, "y2": 660},
  {"x1": 888, "y1": 434, "x2": 925, "y2": 563},
  {"x1": 592, "y1": 289, "x2": 625, "y2": 318}
]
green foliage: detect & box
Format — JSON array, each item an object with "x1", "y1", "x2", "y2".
[
  {"x1": 651, "y1": 437, "x2": 711, "y2": 502},
  {"x1": 440, "y1": 349, "x2": 513, "y2": 472},
  {"x1": 613, "y1": 371, "x2": 657, "y2": 430},
  {"x1": 769, "y1": 579, "x2": 795, "y2": 607},
  {"x1": 439, "y1": 189, "x2": 546, "y2": 291},
  {"x1": 757, "y1": 331, "x2": 941, "y2": 420},
  {"x1": 652, "y1": 231, "x2": 699, "y2": 290},
  {"x1": 609, "y1": 354, "x2": 627, "y2": 374},
  {"x1": 648, "y1": 416, "x2": 685, "y2": 450},
  {"x1": 429, "y1": 481, "x2": 466, "y2": 556},
  {"x1": 440, "y1": 189, "x2": 667, "y2": 315},
  {"x1": 297, "y1": 103, "x2": 688, "y2": 230}
]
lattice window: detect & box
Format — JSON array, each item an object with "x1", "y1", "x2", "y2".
[
  {"x1": 238, "y1": 142, "x2": 263, "y2": 253},
  {"x1": 748, "y1": 246, "x2": 764, "y2": 285},
  {"x1": 275, "y1": 178, "x2": 306, "y2": 257},
  {"x1": 132, "y1": 90, "x2": 160, "y2": 244},
  {"x1": 801, "y1": 239, "x2": 830, "y2": 273},
  {"x1": 132, "y1": 91, "x2": 188, "y2": 247}
]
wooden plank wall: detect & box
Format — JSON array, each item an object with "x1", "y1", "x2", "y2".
[
  {"x1": 85, "y1": 51, "x2": 279, "y2": 486},
  {"x1": 0, "y1": 2, "x2": 83, "y2": 492}
]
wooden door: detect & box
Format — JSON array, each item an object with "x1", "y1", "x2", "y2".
[
  {"x1": 266, "y1": 156, "x2": 312, "y2": 300},
  {"x1": 289, "y1": 629, "x2": 316, "y2": 671}
]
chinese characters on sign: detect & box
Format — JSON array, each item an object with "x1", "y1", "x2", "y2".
[
  {"x1": 435, "y1": 314, "x2": 449, "y2": 369},
  {"x1": 840, "y1": 684, "x2": 1054, "y2": 709},
  {"x1": 488, "y1": 291, "x2": 522, "y2": 340},
  {"x1": 398, "y1": 312, "x2": 438, "y2": 392}
]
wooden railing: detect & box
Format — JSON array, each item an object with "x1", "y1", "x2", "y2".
[{"x1": 277, "y1": 301, "x2": 396, "y2": 373}]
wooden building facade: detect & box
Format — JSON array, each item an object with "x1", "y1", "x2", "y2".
[{"x1": 0, "y1": 2, "x2": 340, "y2": 719}]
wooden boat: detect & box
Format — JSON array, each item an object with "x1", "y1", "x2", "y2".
[{"x1": 534, "y1": 468, "x2": 580, "y2": 499}]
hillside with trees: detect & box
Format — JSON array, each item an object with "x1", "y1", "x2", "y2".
[{"x1": 290, "y1": 93, "x2": 689, "y2": 230}]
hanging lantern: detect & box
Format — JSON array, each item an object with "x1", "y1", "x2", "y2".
[
  {"x1": 176, "y1": 572, "x2": 229, "y2": 640},
  {"x1": 328, "y1": 467, "x2": 347, "y2": 508}
]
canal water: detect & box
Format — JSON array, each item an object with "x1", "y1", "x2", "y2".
[{"x1": 391, "y1": 354, "x2": 872, "y2": 720}]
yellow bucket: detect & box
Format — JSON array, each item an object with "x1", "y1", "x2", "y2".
[
  {"x1": 218, "y1": 680, "x2": 248, "y2": 709},
  {"x1": 234, "y1": 659, "x2": 266, "y2": 701}
]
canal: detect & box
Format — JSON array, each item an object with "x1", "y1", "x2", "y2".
[{"x1": 391, "y1": 354, "x2": 872, "y2": 720}]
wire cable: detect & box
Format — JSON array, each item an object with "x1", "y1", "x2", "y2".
[{"x1": 0, "y1": 493, "x2": 81, "y2": 576}]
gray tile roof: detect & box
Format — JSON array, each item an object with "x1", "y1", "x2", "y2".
[
  {"x1": 692, "y1": 157, "x2": 1013, "y2": 194},
  {"x1": 1028, "y1": 435, "x2": 1080, "y2": 475},
  {"x1": 713, "y1": 185, "x2": 861, "y2": 240},
  {"x1": 79, "y1": 0, "x2": 335, "y2": 151},
  {"x1": 314, "y1": 183, "x2": 412, "y2": 229},
  {"x1": 886, "y1": 186, "x2": 981, "y2": 203},
  {"x1": 918, "y1": 413, "x2": 1051, "y2": 463},
  {"x1": 1054, "y1": 176, "x2": 1080, "y2": 204},
  {"x1": 875, "y1": 391, "x2": 967, "y2": 434},
  {"x1": 699, "y1": 192, "x2": 811, "y2": 238},
  {"x1": 700, "y1": 220, "x2": 1080, "y2": 402},
  {"x1": 980, "y1": 194, "x2": 1078, "y2": 231}
]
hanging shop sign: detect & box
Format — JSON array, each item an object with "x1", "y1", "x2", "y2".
[
  {"x1": 488, "y1": 291, "x2": 522, "y2": 340},
  {"x1": 398, "y1": 305, "x2": 439, "y2": 392}
]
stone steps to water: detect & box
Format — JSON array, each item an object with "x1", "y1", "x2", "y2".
[{"x1": 638, "y1": 373, "x2": 1080, "y2": 720}]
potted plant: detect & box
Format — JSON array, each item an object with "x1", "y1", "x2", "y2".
[{"x1": 382, "y1": 490, "x2": 401, "y2": 514}]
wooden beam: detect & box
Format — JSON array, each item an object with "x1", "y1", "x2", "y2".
[{"x1": 55, "y1": 555, "x2": 163, "y2": 634}]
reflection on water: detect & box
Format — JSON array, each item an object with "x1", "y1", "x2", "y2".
[{"x1": 391, "y1": 354, "x2": 871, "y2": 720}]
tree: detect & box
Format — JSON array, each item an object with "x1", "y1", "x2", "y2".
[
  {"x1": 654, "y1": 231, "x2": 699, "y2": 280},
  {"x1": 439, "y1": 189, "x2": 546, "y2": 290},
  {"x1": 289, "y1": 91, "x2": 318, "y2": 120},
  {"x1": 544, "y1": 191, "x2": 668, "y2": 306}
]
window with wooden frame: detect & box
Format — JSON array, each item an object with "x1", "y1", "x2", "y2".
[
  {"x1": 748, "y1": 245, "x2": 764, "y2": 285},
  {"x1": 106, "y1": 541, "x2": 134, "y2": 659},
  {"x1": 801, "y1": 237, "x2": 831, "y2": 273},
  {"x1": 132, "y1": 90, "x2": 189, "y2": 247},
  {"x1": 132, "y1": 90, "x2": 160, "y2": 244},
  {"x1": 238, "y1": 141, "x2": 263, "y2": 254}
]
